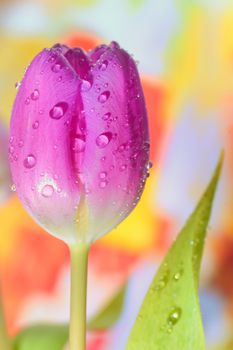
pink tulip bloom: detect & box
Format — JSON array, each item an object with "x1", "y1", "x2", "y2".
[{"x1": 9, "y1": 42, "x2": 150, "y2": 244}]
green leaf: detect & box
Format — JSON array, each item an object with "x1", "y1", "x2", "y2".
[
  {"x1": 12, "y1": 283, "x2": 127, "y2": 349},
  {"x1": 12, "y1": 324, "x2": 68, "y2": 350},
  {"x1": 126, "y1": 153, "x2": 223, "y2": 350},
  {"x1": 88, "y1": 283, "x2": 127, "y2": 330}
]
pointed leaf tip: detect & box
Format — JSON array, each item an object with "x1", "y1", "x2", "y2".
[{"x1": 126, "y1": 152, "x2": 223, "y2": 350}]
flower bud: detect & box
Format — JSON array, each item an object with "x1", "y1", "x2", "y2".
[{"x1": 9, "y1": 42, "x2": 150, "y2": 244}]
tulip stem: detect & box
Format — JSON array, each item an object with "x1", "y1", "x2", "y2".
[
  {"x1": 69, "y1": 243, "x2": 89, "y2": 350},
  {"x1": 0, "y1": 285, "x2": 10, "y2": 350}
]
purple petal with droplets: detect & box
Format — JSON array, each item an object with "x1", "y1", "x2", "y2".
[
  {"x1": 10, "y1": 42, "x2": 150, "y2": 244},
  {"x1": 10, "y1": 48, "x2": 83, "y2": 243},
  {"x1": 80, "y1": 43, "x2": 149, "y2": 241}
]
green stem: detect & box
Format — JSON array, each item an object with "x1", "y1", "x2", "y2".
[
  {"x1": 69, "y1": 244, "x2": 89, "y2": 350},
  {"x1": 0, "y1": 286, "x2": 10, "y2": 350}
]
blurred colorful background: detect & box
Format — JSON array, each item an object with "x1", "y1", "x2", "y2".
[{"x1": 1, "y1": 0, "x2": 233, "y2": 349}]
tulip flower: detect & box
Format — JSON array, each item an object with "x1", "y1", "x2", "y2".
[{"x1": 9, "y1": 41, "x2": 150, "y2": 350}]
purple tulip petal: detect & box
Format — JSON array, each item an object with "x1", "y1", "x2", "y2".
[
  {"x1": 65, "y1": 48, "x2": 91, "y2": 81},
  {"x1": 88, "y1": 44, "x2": 108, "y2": 63},
  {"x1": 80, "y1": 43, "x2": 149, "y2": 241},
  {"x1": 10, "y1": 42, "x2": 150, "y2": 244},
  {"x1": 10, "y1": 48, "x2": 83, "y2": 243}
]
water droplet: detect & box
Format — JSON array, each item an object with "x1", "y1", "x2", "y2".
[
  {"x1": 98, "y1": 91, "x2": 110, "y2": 103},
  {"x1": 15, "y1": 82, "x2": 21, "y2": 89},
  {"x1": 42, "y1": 184, "x2": 54, "y2": 198},
  {"x1": 9, "y1": 136, "x2": 14, "y2": 144},
  {"x1": 99, "y1": 171, "x2": 107, "y2": 179},
  {"x1": 18, "y1": 140, "x2": 24, "y2": 148},
  {"x1": 85, "y1": 187, "x2": 91, "y2": 194},
  {"x1": 101, "y1": 156, "x2": 106, "y2": 162},
  {"x1": 155, "y1": 270, "x2": 170, "y2": 291},
  {"x1": 79, "y1": 116, "x2": 86, "y2": 133},
  {"x1": 102, "y1": 112, "x2": 111, "y2": 121},
  {"x1": 9, "y1": 146, "x2": 14, "y2": 154},
  {"x1": 120, "y1": 164, "x2": 127, "y2": 172},
  {"x1": 31, "y1": 89, "x2": 40, "y2": 100},
  {"x1": 25, "y1": 97, "x2": 30, "y2": 105},
  {"x1": 24, "y1": 154, "x2": 36, "y2": 169},
  {"x1": 39, "y1": 109, "x2": 44, "y2": 115},
  {"x1": 110, "y1": 41, "x2": 120, "y2": 49},
  {"x1": 147, "y1": 160, "x2": 153, "y2": 170},
  {"x1": 72, "y1": 135, "x2": 86, "y2": 153},
  {"x1": 99, "y1": 180, "x2": 108, "y2": 188},
  {"x1": 173, "y1": 269, "x2": 183, "y2": 281},
  {"x1": 49, "y1": 102, "x2": 68, "y2": 120},
  {"x1": 32, "y1": 121, "x2": 39, "y2": 129},
  {"x1": 52, "y1": 63, "x2": 62, "y2": 73},
  {"x1": 81, "y1": 80, "x2": 92, "y2": 92},
  {"x1": 118, "y1": 144, "x2": 125, "y2": 152},
  {"x1": 143, "y1": 141, "x2": 150, "y2": 151},
  {"x1": 99, "y1": 60, "x2": 108, "y2": 71},
  {"x1": 167, "y1": 307, "x2": 182, "y2": 326},
  {"x1": 96, "y1": 132, "x2": 112, "y2": 148},
  {"x1": 11, "y1": 184, "x2": 16, "y2": 192},
  {"x1": 190, "y1": 239, "x2": 199, "y2": 247}
]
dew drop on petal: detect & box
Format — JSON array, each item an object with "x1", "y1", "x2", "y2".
[
  {"x1": 98, "y1": 91, "x2": 110, "y2": 103},
  {"x1": 81, "y1": 80, "x2": 92, "y2": 92},
  {"x1": 24, "y1": 154, "x2": 36, "y2": 169},
  {"x1": 31, "y1": 89, "x2": 40, "y2": 100},
  {"x1": 25, "y1": 98, "x2": 30, "y2": 105},
  {"x1": 102, "y1": 112, "x2": 111, "y2": 121},
  {"x1": 96, "y1": 132, "x2": 112, "y2": 148},
  {"x1": 15, "y1": 82, "x2": 21, "y2": 90},
  {"x1": 72, "y1": 135, "x2": 86, "y2": 153},
  {"x1": 99, "y1": 180, "x2": 108, "y2": 188},
  {"x1": 52, "y1": 63, "x2": 62, "y2": 73},
  {"x1": 9, "y1": 146, "x2": 14, "y2": 154},
  {"x1": 147, "y1": 160, "x2": 153, "y2": 169},
  {"x1": 110, "y1": 41, "x2": 120, "y2": 49},
  {"x1": 42, "y1": 184, "x2": 54, "y2": 198},
  {"x1": 79, "y1": 116, "x2": 86, "y2": 133},
  {"x1": 32, "y1": 121, "x2": 39, "y2": 129},
  {"x1": 49, "y1": 102, "x2": 68, "y2": 120},
  {"x1": 11, "y1": 184, "x2": 16, "y2": 192},
  {"x1": 18, "y1": 140, "x2": 24, "y2": 148},
  {"x1": 120, "y1": 164, "x2": 127, "y2": 172},
  {"x1": 99, "y1": 171, "x2": 107, "y2": 179},
  {"x1": 99, "y1": 60, "x2": 108, "y2": 71}
]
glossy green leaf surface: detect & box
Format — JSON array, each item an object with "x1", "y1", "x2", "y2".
[
  {"x1": 12, "y1": 324, "x2": 68, "y2": 350},
  {"x1": 126, "y1": 154, "x2": 223, "y2": 350}
]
